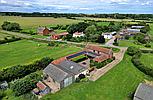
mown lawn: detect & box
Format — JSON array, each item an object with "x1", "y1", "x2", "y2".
[
  {"x1": 140, "y1": 53, "x2": 153, "y2": 69},
  {"x1": 0, "y1": 40, "x2": 81, "y2": 69},
  {"x1": 0, "y1": 16, "x2": 82, "y2": 29},
  {"x1": 42, "y1": 54, "x2": 149, "y2": 100}
]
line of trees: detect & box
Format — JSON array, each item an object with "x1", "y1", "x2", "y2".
[
  {"x1": 1, "y1": 12, "x2": 153, "y2": 20},
  {"x1": 0, "y1": 36, "x2": 21, "y2": 44},
  {"x1": 0, "y1": 57, "x2": 53, "y2": 82}
]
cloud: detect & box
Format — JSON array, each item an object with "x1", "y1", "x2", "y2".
[{"x1": 0, "y1": 0, "x2": 153, "y2": 14}]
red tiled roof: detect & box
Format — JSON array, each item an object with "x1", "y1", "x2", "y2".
[
  {"x1": 52, "y1": 57, "x2": 67, "y2": 65},
  {"x1": 93, "y1": 54, "x2": 109, "y2": 62},
  {"x1": 85, "y1": 45, "x2": 112, "y2": 54},
  {"x1": 36, "y1": 81, "x2": 47, "y2": 90}
]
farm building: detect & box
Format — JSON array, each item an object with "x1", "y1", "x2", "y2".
[
  {"x1": 102, "y1": 32, "x2": 116, "y2": 39},
  {"x1": 134, "y1": 83, "x2": 153, "y2": 100},
  {"x1": 127, "y1": 28, "x2": 140, "y2": 33},
  {"x1": 43, "y1": 61, "x2": 88, "y2": 93},
  {"x1": 73, "y1": 32, "x2": 85, "y2": 37},
  {"x1": 51, "y1": 32, "x2": 69, "y2": 40},
  {"x1": 33, "y1": 81, "x2": 51, "y2": 96},
  {"x1": 37, "y1": 27, "x2": 54, "y2": 35},
  {"x1": 131, "y1": 26, "x2": 145, "y2": 29},
  {"x1": 35, "y1": 45, "x2": 113, "y2": 94}
]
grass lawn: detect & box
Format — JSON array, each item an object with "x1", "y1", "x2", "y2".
[
  {"x1": 0, "y1": 16, "x2": 82, "y2": 29},
  {"x1": 42, "y1": 54, "x2": 149, "y2": 100},
  {"x1": 0, "y1": 40, "x2": 81, "y2": 69},
  {"x1": 96, "y1": 22, "x2": 110, "y2": 26},
  {"x1": 140, "y1": 53, "x2": 153, "y2": 69},
  {"x1": 119, "y1": 40, "x2": 145, "y2": 48}
]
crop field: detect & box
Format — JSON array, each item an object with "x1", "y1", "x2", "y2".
[
  {"x1": 42, "y1": 54, "x2": 149, "y2": 100},
  {"x1": 0, "y1": 16, "x2": 82, "y2": 29},
  {"x1": 75, "y1": 17, "x2": 149, "y2": 22},
  {"x1": 140, "y1": 53, "x2": 153, "y2": 69},
  {"x1": 0, "y1": 40, "x2": 81, "y2": 69}
]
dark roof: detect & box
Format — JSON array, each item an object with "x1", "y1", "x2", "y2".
[
  {"x1": 134, "y1": 83, "x2": 153, "y2": 100},
  {"x1": 43, "y1": 64, "x2": 70, "y2": 83},
  {"x1": 58, "y1": 60, "x2": 87, "y2": 75}
]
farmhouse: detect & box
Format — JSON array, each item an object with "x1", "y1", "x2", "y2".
[
  {"x1": 134, "y1": 83, "x2": 153, "y2": 100},
  {"x1": 34, "y1": 45, "x2": 113, "y2": 94},
  {"x1": 73, "y1": 32, "x2": 85, "y2": 37},
  {"x1": 37, "y1": 27, "x2": 54, "y2": 35},
  {"x1": 51, "y1": 32, "x2": 69, "y2": 40}
]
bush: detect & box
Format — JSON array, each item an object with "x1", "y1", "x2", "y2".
[
  {"x1": 127, "y1": 46, "x2": 140, "y2": 56},
  {"x1": 0, "y1": 57, "x2": 53, "y2": 82},
  {"x1": 125, "y1": 35, "x2": 130, "y2": 40},
  {"x1": 78, "y1": 74, "x2": 85, "y2": 79},
  {"x1": 10, "y1": 72, "x2": 42, "y2": 96}
]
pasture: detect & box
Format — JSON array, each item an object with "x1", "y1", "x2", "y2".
[
  {"x1": 140, "y1": 53, "x2": 153, "y2": 69},
  {"x1": 0, "y1": 40, "x2": 81, "y2": 69},
  {"x1": 42, "y1": 54, "x2": 149, "y2": 100},
  {"x1": 0, "y1": 16, "x2": 82, "y2": 29}
]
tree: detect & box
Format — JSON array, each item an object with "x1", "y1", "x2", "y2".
[
  {"x1": 1, "y1": 21, "x2": 21, "y2": 31},
  {"x1": 85, "y1": 25, "x2": 98, "y2": 41},
  {"x1": 127, "y1": 46, "x2": 140, "y2": 56},
  {"x1": 67, "y1": 22, "x2": 89, "y2": 34},
  {"x1": 98, "y1": 35, "x2": 105, "y2": 43}
]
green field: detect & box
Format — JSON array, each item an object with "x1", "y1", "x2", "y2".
[
  {"x1": 149, "y1": 23, "x2": 153, "y2": 36},
  {"x1": 0, "y1": 40, "x2": 81, "y2": 69},
  {"x1": 42, "y1": 54, "x2": 149, "y2": 100},
  {"x1": 0, "y1": 16, "x2": 82, "y2": 29},
  {"x1": 119, "y1": 40, "x2": 145, "y2": 48},
  {"x1": 140, "y1": 53, "x2": 153, "y2": 69}
]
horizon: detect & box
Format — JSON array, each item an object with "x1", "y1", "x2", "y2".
[{"x1": 0, "y1": 0, "x2": 153, "y2": 14}]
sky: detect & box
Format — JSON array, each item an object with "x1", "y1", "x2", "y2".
[{"x1": 0, "y1": 0, "x2": 153, "y2": 14}]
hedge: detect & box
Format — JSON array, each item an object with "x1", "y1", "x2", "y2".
[
  {"x1": 0, "y1": 57, "x2": 53, "y2": 82},
  {"x1": 0, "y1": 37, "x2": 21, "y2": 44},
  {"x1": 128, "y1": 46, "x2": 153, "y2": 78}
]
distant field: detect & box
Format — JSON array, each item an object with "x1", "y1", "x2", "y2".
[
  {"x1": 42, "y1": 54, "x2": 149, "y2": 100},
  {"x1": 149, "y1": 23, "x2": 153, "y2": 36},
  {"x1": 75, "y1": 17, "x2": 149, "y2": 22},
  {"x1": 0, "y1": 16, "x2": 82, "y2": 29},
  {"x1": 140, "y1": 53, "x2": 153, "y2": 69},
  {"x1": 0, "y1": 40, "x2": 81, "y2": 69}
]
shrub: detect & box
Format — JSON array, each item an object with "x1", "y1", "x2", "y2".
[
  {"x1": 125, "y1": 35, "x2": 130, "y2": 40},
  {"x1": 127, "y1": 46, "x2": 140, "y2": 56}
]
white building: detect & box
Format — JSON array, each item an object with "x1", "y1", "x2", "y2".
[
  {"x1": 73, "y1": 32, "x2": 85, "y2": 37},
  {"x1": 102, "y1": 31, "x2": 116, "y2": 39}
]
